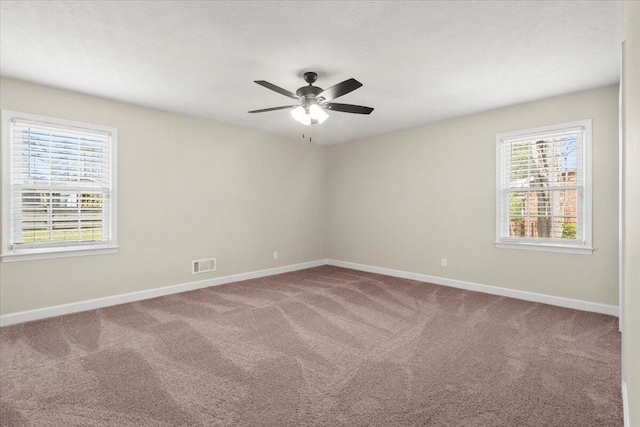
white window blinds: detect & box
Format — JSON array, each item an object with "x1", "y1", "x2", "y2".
[
  {"x1": 5, "y1": 115, "x2": 116, "y2": 254},
  {"x1": 496, "y1": 120, "x2": 592, "y2": 252}
]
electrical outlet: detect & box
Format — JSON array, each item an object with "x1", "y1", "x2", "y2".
[
  {"x1": 273, "y1": 251, "x2": 278, "y2": 259},
  {"x1": 441, "y1": 258, "x2": 447, "y2": 267}
]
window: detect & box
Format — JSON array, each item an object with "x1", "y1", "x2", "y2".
[
  {"x1": 1, "y1": 111, "x2": 117, "y2": 261},
  {"x1": 496, "y1": 119, "x2": 592, "y2": 254}
]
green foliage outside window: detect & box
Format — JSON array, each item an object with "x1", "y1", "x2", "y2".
[{"x1": 562, "y1": 223, "x2": 577, "y2": 239}]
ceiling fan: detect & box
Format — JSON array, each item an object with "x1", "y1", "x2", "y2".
[{"x1": 248, "y1": 72, "x2": 374, "y2": 125}]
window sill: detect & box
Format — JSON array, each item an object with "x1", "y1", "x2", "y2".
[
  {"x1": 1, "y1": 246, "x2": 119, "y2": 262},
  {"x1": 495, "y1": 241, "x2": 593, "y2": 255}
]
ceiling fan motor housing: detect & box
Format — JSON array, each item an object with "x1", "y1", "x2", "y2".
[{"x1": 297, "y1": 85, "x2": 323, "y2": 99}]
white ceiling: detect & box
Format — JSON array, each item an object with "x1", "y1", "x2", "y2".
[{"x1": 0, "y1": 1, "x2": 623, "y2": 144}]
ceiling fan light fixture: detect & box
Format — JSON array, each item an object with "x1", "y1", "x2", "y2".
[
  {"x1": 309, "y1": 104, "x2": 329, "y2": 124},
  {"x1": 291, "y1": 106, "x2": 311, "y2": 125},
  {"x1": 291, "y1": 105, "x2": 320, "y2": 126}
]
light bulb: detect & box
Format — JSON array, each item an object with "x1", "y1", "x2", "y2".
[
  {"x1": 309, "y1": 104, "x2": 329, "y2": 124},
  {"x1": 291, "y1": 106, "x2": 311, "y2": 125},
  {"x1": 291, "y1": 106, "x2": 305, "y2": 123}
]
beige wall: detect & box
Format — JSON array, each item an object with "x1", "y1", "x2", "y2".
[
  {"x1": 0, "y1": 77, "x2": 326, "y2": 315},
  {"x1": 623, "y1": 1, "x2": 639, "y2": 424},
  {"x1": 0, "y1": 79, "x2": 622, "y2": 317},
  {"x1": 327, "y1": 85, "x2": 619, "y2": 306}
]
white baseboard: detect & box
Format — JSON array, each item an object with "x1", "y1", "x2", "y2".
[
  {"x1": 0, "y1": 257, "x2": 619, "y2": 327},
  {"x1": 327, "y1": 259, "x2": 619, "y2": 317},
  {"x1": 623, "y1": 382, "x2": 630, "y2": 427},
  {"x1": 0, "y1": 259, "x2": 328, "y2": 327}
]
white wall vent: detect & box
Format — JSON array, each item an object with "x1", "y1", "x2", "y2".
[{"x1": 192, "y1": 258, "x2": 216, "y2": 274}]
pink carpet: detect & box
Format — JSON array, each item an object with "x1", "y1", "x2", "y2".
[{"x1": 0, "y1": 266, "x2": 622, "y2": 426}]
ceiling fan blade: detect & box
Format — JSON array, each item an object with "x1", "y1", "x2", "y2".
[
  {"x1": 254, "y1": 80, "x2": 300, "y2": 99},
  {"x1": 323, "y1": 102, "x2": 374, "y2": 115},
  {"x1": 248, "y1": 105, "x2": 298, "y2": 113},
  {"x1": 317, "y1": 78, "x2": 362, "y2": 101}
]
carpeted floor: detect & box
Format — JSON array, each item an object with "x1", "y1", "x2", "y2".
[{"x1": 0, "y1": 266, "x2": 622, "y2": 426}]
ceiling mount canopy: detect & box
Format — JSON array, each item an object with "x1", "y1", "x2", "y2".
[{"x1": 248, "y1": 71, "x2": 374, "y2": 126}]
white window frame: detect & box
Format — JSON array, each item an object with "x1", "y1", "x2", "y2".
[
  {"x1": 495, "y1": 119, "x2": 593, "y2": 255},
  {"x1": 1, "y1": 110, "x2": 118, "y2": 262}
]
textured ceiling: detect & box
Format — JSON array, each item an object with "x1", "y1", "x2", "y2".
[{"x1": 0, "y1": 1, "x2": 623, "y2": 144}]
